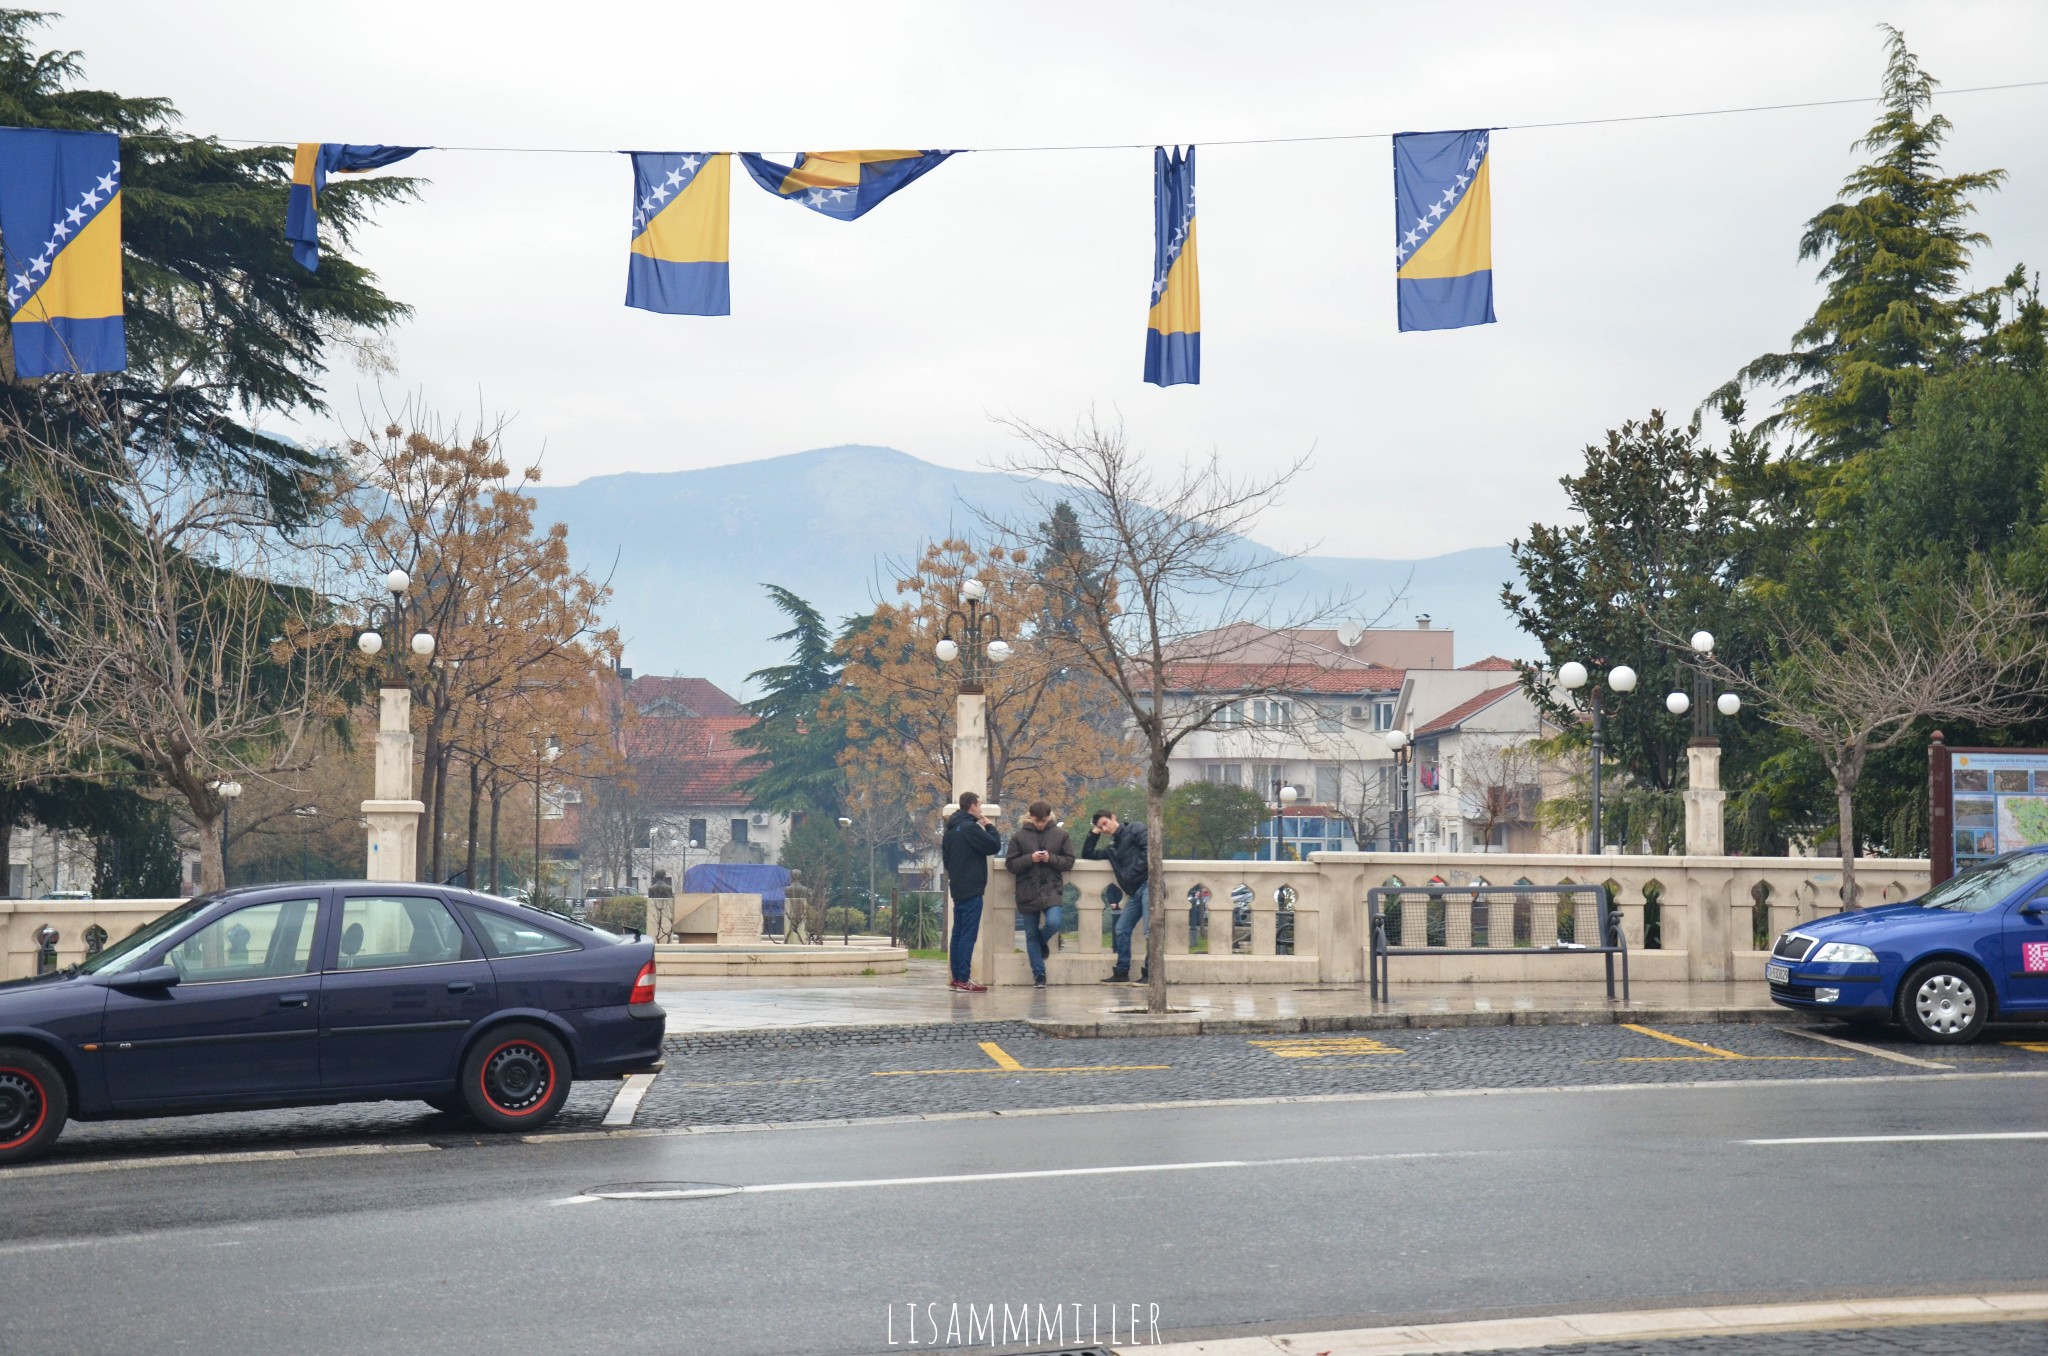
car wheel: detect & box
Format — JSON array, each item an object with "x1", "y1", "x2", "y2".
[
  {"x1": 1897, "y1": 960, "x2": 1990, "y2": 1044},
  {"x1": 461, "y1": 1024, "x2": 572, "y2": 1131},
  {"x1": 0, "y1": 1046, "x2": 68, "y2": 1165}
]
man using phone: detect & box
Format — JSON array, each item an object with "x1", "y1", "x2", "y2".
[
  {"x1": 1082, "y1": 808, "x2": 1150, "y2": 984},
  {"x1": 941, "y1": 792, "x2": 1002, "y2": 993},
  {"x1": 1005, "y1": 800, "x2": 1075, "y2": 987}
]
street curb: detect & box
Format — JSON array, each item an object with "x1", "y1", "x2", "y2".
[{"x1": 1027, "y1": 1005, "x2": 1790, "y2": 1039}]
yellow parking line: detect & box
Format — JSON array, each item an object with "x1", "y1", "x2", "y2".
[
  {"x1": 874, "y1": 1041, "x2": 1169, "y2": 1078},
  {"x1": 2006, "y1": 1042, "x2": 2048, "y2": 1054},
  {"x1": 1621, "y1": 1024, "x2": 1751, "y2": 1058},
  {"x1": 1249, "y1": 1036, "x2": 1406, "y2": 1059},
  {"x1": 1616, "y1": 1056, "x2": 1854, "y2": 1062}
]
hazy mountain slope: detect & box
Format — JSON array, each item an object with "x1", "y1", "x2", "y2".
[{"x1": 527, "y1": 445, "x2": 1531, "y2": 696}]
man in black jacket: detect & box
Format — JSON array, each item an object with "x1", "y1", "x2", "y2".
[
  {"x1": 941, "y1": 792, "x2": 1002, "y2": 992},
  {"x1": 1082, "y1": 808, "x2": 1149, "y2": 983},
  {"x1": 1005, "y1": 801, "x2": 1075, "y2": 987}
]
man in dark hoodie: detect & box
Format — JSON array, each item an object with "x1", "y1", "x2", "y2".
[
  {"x1": 941, "y1": 792, "x2": 1002, "y2": 992},
  {"x1": 1082, "y1": 808, "x2": 1150, "y2": 983},
  {"x1": 1004, "y1": 800, "x2": 1075, "y2": 987}
]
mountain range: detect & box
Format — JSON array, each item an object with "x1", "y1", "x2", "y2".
[{"x1": 525, "y1": 445, "x2": 1532, "y2": 698}]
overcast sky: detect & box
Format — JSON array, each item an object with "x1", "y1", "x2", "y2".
[{"x1": 60, "y1": 1, "x2": 2048, "y2": 559}]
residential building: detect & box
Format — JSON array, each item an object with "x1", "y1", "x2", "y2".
[{"x1": 1404, "y1": 678, "x2": 1574, "y2": 854}]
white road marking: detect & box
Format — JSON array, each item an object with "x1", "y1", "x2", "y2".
[
  {"x1": 0, "y1": 1141, "x2": 439, "y2": 1182},
  {"x1": 1776, "y1": 1025, "x2": 1953, "y2": 1069},
  {"x1": 547, "y1": 1150, "x2": 1475, "y2": 1205},
  {"x1": 602, "y1": 1072, "x2": 657, "y2": 1127},
  {"x1": 1744, "y1": 1130, "x2": 2048, "y2": 1145}
]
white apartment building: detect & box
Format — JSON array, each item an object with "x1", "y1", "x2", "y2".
[{"x1": 1164, "y1": 620, "x2": 1535, "y2": 858}]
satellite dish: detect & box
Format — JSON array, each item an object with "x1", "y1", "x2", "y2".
[{"x1": 1336, "y1": 621, "x2": 1364, "y2": 648}]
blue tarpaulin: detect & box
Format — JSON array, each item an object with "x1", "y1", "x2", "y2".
[{"x1": 682, "y1": 863, "x2": 791, "y2": 915}]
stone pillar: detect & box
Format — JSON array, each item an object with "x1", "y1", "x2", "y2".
[
  {"x1": 1685, "y1": 866, "x2": 1736, "y2": 981},
  {"x1": 1683, "y1": 740, "x2": 1726, "y2": 858},
  {"x1": 952, "y1": 690, "x2": 989, "y2": 804},
  {"x1": 361, "y1": 686, "x2": 423, "y2": 882}
]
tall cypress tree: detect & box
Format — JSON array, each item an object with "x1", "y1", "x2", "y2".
[
  {"x1": 735, "y1": 586, "x2": 846, "y2": 817},
  {"x1": 1715, "y1": 25, "x2": 2039, "y2": 482}
]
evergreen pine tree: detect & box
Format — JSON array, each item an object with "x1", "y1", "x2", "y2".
[{"x1": 734, "y1": 586, "x2": 846, "y2": 816}]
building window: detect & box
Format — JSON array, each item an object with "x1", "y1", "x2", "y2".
[
  {"x1": 1203, "y1": 763, "x2": 1244, "y2": 787},
  {"x1": 1213, "y1": 700, "x2": 1241, "y2": 728},
  {"x1": 1374, "y1": 700, "x2": 1396, "y2": 731},
  {"x1": 688, "y1": 818, "x2": 707, "y2": 847},
  {"x1": 730, "y1": 817, "x2": 749, "y2": 845},
  {"x1": 1315, "y1": 766, "x2": 1342, "y2": 805},
  {"x1": 1316, "y1": 705, "x2": 1342, "y2": 733},
  {"x1": 1248, "y1": 699, "x2": 1292, "y2": 727}
]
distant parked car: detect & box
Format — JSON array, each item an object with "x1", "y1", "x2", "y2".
[
  {"x1": 36, "y1": 890, "x2": 91, "y2": 901},
  {"x1": 0, "y1": 881, "x2": 665, "y2": 1164},
  {"x1": 1767, "y1": 846, "x2": 2048, "y2": 1042}
]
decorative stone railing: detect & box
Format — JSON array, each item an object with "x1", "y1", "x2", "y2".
[
  {"x1": 1, "y1": 898, "x2": 184, "y2": 981},
  {"x1": 969, "y1": 851, "x2": 1929, "y2": 987}
]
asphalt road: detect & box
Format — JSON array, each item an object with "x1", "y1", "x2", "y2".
[{"x1": 3, "y1": 1071, "x2": 2046, "y2": 1355}]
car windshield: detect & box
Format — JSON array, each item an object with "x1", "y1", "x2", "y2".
[
  {"x1": 74, "y1": 897, "x2": 211, "y2": 974},
  {"x1": 1917, "y1": 853, "x2": 2048, "y2": 914}
]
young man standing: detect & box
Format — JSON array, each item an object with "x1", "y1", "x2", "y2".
[
  {"x1": 941, "y1": 792, "x2": 1001, "y2": 993},
  {"x1": 1082, "y1": 808, "x2": 1150, "y2": 984},
  {"x1": 1004, "y1": 800, "x2": 1075, "y2": 987}
]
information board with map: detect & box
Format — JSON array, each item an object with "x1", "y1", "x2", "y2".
[{"x1": 1946, "y1": 749, "x2": 2048, "y2": 872}]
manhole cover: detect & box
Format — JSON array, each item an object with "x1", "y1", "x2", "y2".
[{"x1": 581, "y1": 1181, "x2": 741, "y2": 1200}]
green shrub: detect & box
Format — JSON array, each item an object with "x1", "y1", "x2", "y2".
[{"x1": 591, "y1": 895, "x2": 649, "y2": 933}]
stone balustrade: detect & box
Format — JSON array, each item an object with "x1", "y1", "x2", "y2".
[
  {"x1": 970, "y1": 851, "x2": 1930, "y2": 987},
  {"x1": 1, "y1": 898, "x2": 184, "y2": 981}
]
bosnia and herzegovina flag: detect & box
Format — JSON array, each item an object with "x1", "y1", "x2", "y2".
[
  {"x1": 626, "y1": 152, "x2": 730, "y2": 316},
  {"x1": 1393, "y1": 129, "x2": 1494, "y2": 332},
  {"x1": 1145, "y1": 145, "x2": 1199, "y2": 387},
  {"x1": 0, "y1": 128, "x2": 125, "y2": 377},
  {"x1": 286, "y1": 143, "x2": 423, "y2": 271},
  {"x1": 737, "y1": 150, "x2": 951, "y2": 220}
]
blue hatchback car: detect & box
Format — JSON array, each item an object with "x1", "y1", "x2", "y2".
[
  {"x1": 1767, "y1": 846, "x2": 2048, "y2": 1042},
  {"x1": 0, "y1": 882, "x2": 665, "y2": 1164}
]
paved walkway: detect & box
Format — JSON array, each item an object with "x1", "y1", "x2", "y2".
[{"x1": 655, "y1": 958, "x2": 1779, "y2": 1034}]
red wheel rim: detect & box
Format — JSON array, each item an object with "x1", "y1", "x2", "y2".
[
  {"x1": 0, "y1": 1066, "x2": 49, "y2": 1151},
  {"x1": 478, "y1": 1040, "x2": 557, "y2": 1117}
]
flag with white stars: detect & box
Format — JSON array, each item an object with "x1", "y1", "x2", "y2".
[
  {"x1": 285, "y1": 143, "x2": 423, "y2": 272},
  {"x1": 737, "y1": 150, "x2": 952, "y2": 221},
  {"x1": 1393, "y1": 128, "x2": 1495, "y2": 332},
  {"x1": 1145, "y1": 145, "x2": 1199, "y2": 387},
  {"x1": 626, "y1": 152, "x2": 730, "y2": 316},
  {"x1": 0, "y1": 128, "x2": 125, "y2": 376}
]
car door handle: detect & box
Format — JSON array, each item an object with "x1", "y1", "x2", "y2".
[
  {"x1": 279, "y1": 993, "x2": 310, "y2": 1008},
  {"x1": 446, "y1": 982, "x2": 476, "y2": 995}
]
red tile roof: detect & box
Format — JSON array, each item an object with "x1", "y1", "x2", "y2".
[
  {"x1": 1460, "y1": 656, "x2": 1519, "y2": 672},
  {"x1": 623, "y1": 713, "x2": 760, "y2": 808},
  {"x1": 1415, "y1": 682, "x2": 1523, "y2": 735},
  {"x1": 625, "y1": 675, "x2": 746, "y2": 718},
  {"x1": 1163, "y1": 662, "x2": 1405, "y2": 695}
]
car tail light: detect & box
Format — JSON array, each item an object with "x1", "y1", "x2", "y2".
[{"x1": 629, "y1": 961, "x2": 657, "y2": 1006}]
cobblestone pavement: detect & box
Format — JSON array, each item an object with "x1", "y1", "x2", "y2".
[
  {"x1": 36, "y1": 1020, "x2": 2048, "y2": 1165},
  {"x1": 1501, "y1": 1319, "x2": 2048, "y2": 1354}
]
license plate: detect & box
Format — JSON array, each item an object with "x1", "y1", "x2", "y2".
[{"x1": 1766, "y1": 963, "x2": 1790, "y2": 985}]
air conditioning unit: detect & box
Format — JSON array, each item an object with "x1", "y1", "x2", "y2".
[{"x1": 750, "y1": 813, "x2": 770, "y2": 828}]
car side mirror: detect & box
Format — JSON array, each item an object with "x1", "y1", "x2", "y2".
[
  {"x1": 2021, "y1": 903, "x2": 2047, "y2": 917},
  {"x1": 103, "y1": 963, "x2": 181, "y2": 992}
]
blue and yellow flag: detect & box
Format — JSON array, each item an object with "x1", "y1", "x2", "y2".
[
  {"x1": 626, "y1": 152, "x2": 730, "y2": 316},
  {"x1": 1145, "y1": 145, "x2": 1199, "y2": 387},
  {"x1": 1393, "y1": 129, "x2": 1494, "y2": 332},
  {"x1": 0, "y1": 128, "x2": 124, "y2": 377},
  {"x1": 286, "y1": 143, "x2": 422, "y2": 271},
  {"x1": 738, "y1": 150, "x2": 951, "y2": 220}
]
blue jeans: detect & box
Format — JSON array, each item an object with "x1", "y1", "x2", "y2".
[
  {"x1": 1112, "y1": 883, "x2": 1149, "y2": 975},
  {"x1": 949, "y1": 895, "x2": 984, "y2": 983},
  {"x1": 1022, "y1": 904, "x2": 1063, "y2": 981}
]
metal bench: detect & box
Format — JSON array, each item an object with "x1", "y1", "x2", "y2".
[{"x1": 1368, "y1": 883, "x2": 1629, "y2": 1002}]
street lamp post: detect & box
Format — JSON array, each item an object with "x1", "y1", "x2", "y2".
[
  {"x1": 1268, "y1": 784, "x2": 1299, "y2": 861},
  {"x1": 356, "y1": 568, "x2": 435, "y2": 882},
  {"x1": 1557, "y1": 660, "x2": 1638, "y2": 855},
  {"x1": 210, "y1": 779, "x2": 243, "y2": 886},
  {"x1": 838, "y1": 816, "x2": 880, "y2": 932},
  {"x1": 1669, "y1": 630, "x2": 1743, "y2": 857},
  {"x1": 293, "y1": 804, "x2": 318, "y2": 880},
  {"x1": 1383, "y1": 731, "x2": 1414, "y2": 851},
  {"x1": 935, "y1": 580, "x2": 1011, "y2": 982}
]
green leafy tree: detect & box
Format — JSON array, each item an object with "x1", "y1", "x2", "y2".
[
  {"x1": 1714, "y1": 25, "x2": 2041, "y2": 485},
  {"x1": 777, "y1": 814, "x2": 855, "y2": 937},
  {"x1": 1163, "y1": 782, "x2": 1266, "y2": 859},
  {"x1": 735, "y1": 586, "x2": 846, "y2": 816}
]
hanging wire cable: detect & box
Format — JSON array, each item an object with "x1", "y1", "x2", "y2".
[{"x1": 198, "y1": 76, "x2": 2048, "y2": 157}]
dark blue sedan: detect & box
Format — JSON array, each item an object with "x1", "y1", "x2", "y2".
[
  {"x1": 0, "y1": 882, "x2": 665, "y2": 1164},
  {"x1": 1767, "y1": 846, "x2": 2048, "y2": 1042}
]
